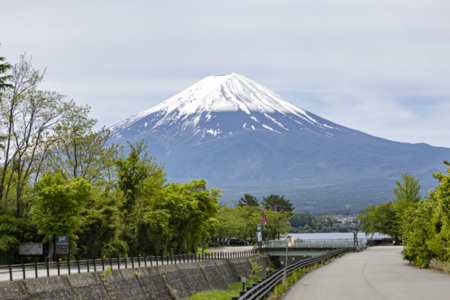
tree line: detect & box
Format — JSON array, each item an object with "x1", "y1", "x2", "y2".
[
  {"x1": 0, "y1": 54, "x2": 295, "y2": 263},
  {"x1": 358, "y1": 167, "x2": 450, "y2": 268},
  {"x1": 214, "y1": 194, "x2": 293, "y2": 244}
]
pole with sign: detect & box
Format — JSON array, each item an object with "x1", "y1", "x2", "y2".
[{"x1": 56, "y1": 236, "x2": 70, "y2": 256}]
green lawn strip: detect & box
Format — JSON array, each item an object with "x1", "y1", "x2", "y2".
[{"x1": 187, "y1": 278, "x2": 261, "y2": 300}]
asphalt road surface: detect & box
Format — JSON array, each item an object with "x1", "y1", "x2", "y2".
[{"x1": 283, "y1": 246, "x2": 450, "y2": 300}]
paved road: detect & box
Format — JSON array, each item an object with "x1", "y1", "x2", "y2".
[{"x1": 284, "y1": 246, "x2": 450, "y2": 300}]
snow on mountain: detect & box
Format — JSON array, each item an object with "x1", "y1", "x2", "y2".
[{"x1": 110, "y1": 73, "x2": 344, "y2": 142}]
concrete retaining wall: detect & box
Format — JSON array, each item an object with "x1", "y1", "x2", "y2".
[{"x1": 0, "y1": 255, "x2": 272, "y2": 300}]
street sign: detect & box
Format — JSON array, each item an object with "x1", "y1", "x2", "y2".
[
  {"x1": 19, "y1": 243, "x2": 43, "y2": 255},
  {"x1": 57, "y1": 236, "x2": 68, "y2": 243},
  {"x1": 256, "y1": 231, "x2": 262, "y2": 242},
  {"x1": 56, "y1": 236, "x2": 70, "y2": 255}
]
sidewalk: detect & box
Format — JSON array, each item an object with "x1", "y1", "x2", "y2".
[{"x1": 284, "y1": 246, "x2": 450, "y2": 300}]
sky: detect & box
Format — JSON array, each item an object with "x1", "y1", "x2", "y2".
[{"x1": 1, "y1": 0, "x2": 449, "y2": 147}]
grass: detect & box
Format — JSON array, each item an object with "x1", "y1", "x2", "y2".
[
  {"x1": 429, "y1": 258, "x2": 450, "y2": 274},
  {"x1": 187, "y1": 277, "x2": 261, "y2": 300}
]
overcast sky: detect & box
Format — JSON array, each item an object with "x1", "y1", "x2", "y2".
[{"x1": 1, "y1": 0, "x2": 449, "y2": 147}]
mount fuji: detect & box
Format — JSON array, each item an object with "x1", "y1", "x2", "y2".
[{"x1": 110, "y1": 73, "x2": 450, "y2": 213}]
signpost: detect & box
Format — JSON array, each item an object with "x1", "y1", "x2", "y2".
[
  {"x1": 19, "y1": 243, "x2": 43, "y2": 255},
  {"x1": 284, "y1": 236, "x2": 294, "y2": 281},
  {"x1": 256, "y1": 224, "x2": 262, "y2": 251},
  {"x1": 56, "y1": 236, "x2": 70, "y2": 255}
]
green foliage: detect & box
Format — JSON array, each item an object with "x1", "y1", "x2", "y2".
[
  {"x1": 248, "y1": 259, "x2": 262, "y2": 281},
  {"x1": 237, "y1": 193, "x2": 259, "y2": 207},
  {"x1": 403, "y1": 162, "x2": 450, "y2": 267},
  {"x1": 32, "y1": 173, "x2": 92, "y2": 240},
  {"x1": 215, "y1": 203, "x2": 292, "y2": 242},
  {"x1": 359, "y1": 202, "x2": 398, "y2": 240},
  {"x1": 44, "y1": 105, "x2": 117, "y2": 186},
  {"x1": 263, "y1": 194, "x2": 294, "y2": 214},
  {"x1": 402, "y1": 198, "x2": 434, "y2": 267},
  {"x1": 115, "y1": 140, "x2": 165, "y2": 215},
  {"x1": 266, "y1": 210, "x2": 292, "y2": 240},
  {"x1": 76, "y1": 191, "x2": 127, "y2": 258},
  {"x1": 359, "y1": 173, "x2": 421, "y2": 243},
  {"x1": 157, "y1": 179, "x2": 221, "y2": 254},
  {"x1": 359, "y1": 167, "x2": 450, "y2": 268},
  {"x1": 0, "y1": 54, "x2": 12, "y2": 97}
]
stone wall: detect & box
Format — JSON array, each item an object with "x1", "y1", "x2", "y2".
[{"x1": 0, "y1": 255, "x2": 272, "y2": 300}]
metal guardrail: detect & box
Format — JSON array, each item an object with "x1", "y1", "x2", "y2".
[
  {"x1": 0, "y1": 250, "x2": 256, "y2": 281},
  {"x1": 262, "y1": 238, "x2": 367, "y2": 248},
  {"x1": 232, "y1": 248, "x2": 350, "y2": 300}
]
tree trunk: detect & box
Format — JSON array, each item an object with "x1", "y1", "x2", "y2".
[{"x1": 47, "y1": 237, "x2": 54, "y2": 262}]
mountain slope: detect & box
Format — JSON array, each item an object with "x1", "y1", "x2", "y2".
[{"x1": 110, "y1": 73, "x2": 450, "y2": 213}]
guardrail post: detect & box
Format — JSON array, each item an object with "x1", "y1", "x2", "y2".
[
  {"x1": 131, "y1": 256, "x2": 134, "y2": 268},
  {"x1": 22, "y1": 263, "x2": 25, "y2": 280},
  {"x1": 117, "y1": 257, "x2": 120, "y2": 269},
  {"x1": 144, "y1": 256, "x2": 147, "y2": 267},
  {"x1": 109, "y1": 257, "x2": 113, "y2": 269},
  {"x1": 77, "y1": 260, "x2": 80, "y2": 273},
  {"x1": 124, "y1": 257, "x2": 128, "y2": 269},
  {"x1": 93, "y1": 259, "x2": 97, "y2": 272},
  {"x1": 46, "y1": 261, "x2": 49, "y2": 277},
  {"x1": 87, "y1": 259, "x2": 90, "y2": 273},
  {"x1": 35, "y1": 262, "x2": 38, "y2": 278},
  {"x1": 9, "y1": 265, "x2": 12, "y2": 281},
  {"x1": 138, "y1": 255, "x2": 141, "y2": 268},
  {"x1": 68, "y1": 258, "x2": 71, "y2": 275},
  {"x1": 101, "y1": 257, "x2": 105, "y2": 271}
]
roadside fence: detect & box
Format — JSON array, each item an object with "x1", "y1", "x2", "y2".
[
  {"x1": 0, "y1": 249, "x2": 256, "y2": 281},
  {"x1": 262, "y1": 238, "x2": 367, "y2": 249}
]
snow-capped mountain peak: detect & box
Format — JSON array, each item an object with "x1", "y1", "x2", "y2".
[
  {"x1": 147, "y1": 73, "x2": 309, "y2": 116},
  {"x1": 110, "y1": 73, "x2": 343, "y2": 142}
]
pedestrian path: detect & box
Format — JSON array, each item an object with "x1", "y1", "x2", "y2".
[{"x1": 283, "y1": 246, "x2": 450, "y2": 300}]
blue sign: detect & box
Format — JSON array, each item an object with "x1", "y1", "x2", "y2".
[{"x1": 57, "y1": 236, "x2": 68, "y2": 243}]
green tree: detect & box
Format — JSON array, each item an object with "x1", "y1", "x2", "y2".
[
  {"x1": 75, "y1": 188, "x2": 128, "y2": 259},
  {"x1": 359, "y1": 202, "x2": 398, "y2": 241},
  {"x1": 290, "y1": 213, "x2": 313, "y2": 229},
  {"x1": 359, "y1": 173, "x2": 422, "y2": 244},
  {"x1": 44, "y1": 105, "x2": 118, "y2": 185},
  {"x1": 263, "y1": 194, "x2": 294, "y2": 214},
  {"x1": 427, "y1": 161, "x2": 450, "y2": 263},
  {"x1": 115, "y1": 140, "x2": 165, "y2": 215},
  {"x1": 32, "y1": 173, "x2": 92, "y2": 260},
  {"x1": 265, "y1": 210, "x2": 292, "y2": 240},
  {"x1": 0, "y1": 55, "x2": 77, "y2": 218},
  {"x1": 158, "y1": 179, "x2": 221, "y2": 254},
  {"x1": 0, "y1": 52, "x2": 12, "y2": 97},
  {"x1": 402, "y1": 198, "x2": 434, "y2": 267},
  {"x1": 237, "y1": 193, "x2": 259, "y2": 207}
]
